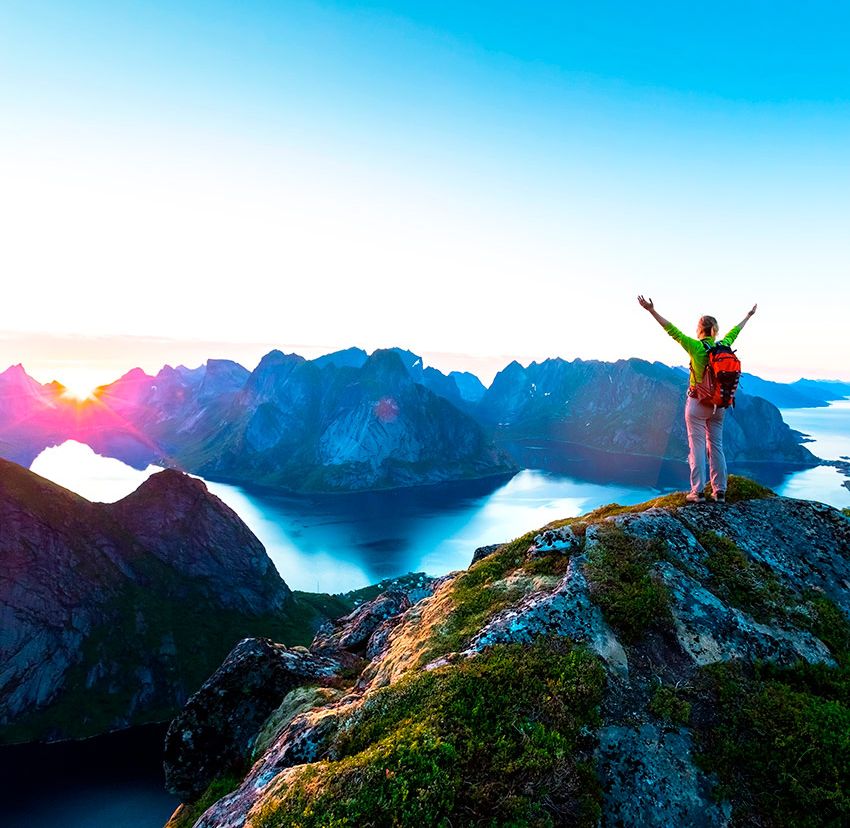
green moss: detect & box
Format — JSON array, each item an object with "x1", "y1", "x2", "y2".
[
  {"x1": 721, "y1": 475, "x2": 776, "y2": 503},
  {"x1": 168, "y1": 773, "x2": 244, "y2": 828},
  {"x1": 842, "y1": 508, "x2": 850, "y2": 518},
  {"x1": 801, "y1": 593, "x2": 850, "y2": 666},
  {"x1": 419, "y1": 532, "x2": 535, "y2": 664},
  {"x1": 253, "y1": 638, "x2": 606, "y2": 828},
  {"x1": 523, "y1": 552, "x2": 573, "y2": 578},
  {"x1": 253, "y1": 686, "x2": 342, "y2": 761},
  {"x1": 697, "y1": 531, "x2": 790, "y2": 623},
  {"x1": 543, "y1": 476, "x2": 775, "y2": 533},
  {"x1": 648, "y1": 682, "x2": 691, "y2": 725},
  {"x1": 697, "y1": 662, "x2": 850, "y2": 826},
  {"x1": 584, "y1": 524, "x2": 670, "y2": 643}
]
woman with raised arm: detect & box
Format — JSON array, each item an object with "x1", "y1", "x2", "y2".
[{"x1": 638, "y1": 296, "x2": 757, "y2": 503}]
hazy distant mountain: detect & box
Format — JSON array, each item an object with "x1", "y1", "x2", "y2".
[
  {"x1": 475, "y1": 358, "x2": 816, "y2": 465},
  {"x1": 789, "y1": 378, "x2": 850, "y2": 403},
  {"x1": 0, "y1": 364, "x2": 64, "y2": 464},
  {"x1": 737, "y1": 374, "x2": 850, "y2": 409}
]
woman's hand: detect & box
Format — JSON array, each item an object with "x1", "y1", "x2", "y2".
[
  {"x1": 748, "y1": 303, "x2": 758, "y2": 317},
  {"x1": 639, "y1": 295, "x2": 670, "y2": 328}
]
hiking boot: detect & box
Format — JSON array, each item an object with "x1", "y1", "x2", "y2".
[
  {"x1": 713, "y1": 491, "x2": 726, "y2": 503},
  {"x1": 686, "y1": 493, "x2": 706, "y2": 503}
]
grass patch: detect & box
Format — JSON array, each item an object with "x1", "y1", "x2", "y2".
[
  {"x1": 721, "y1": 475, "x2": 776, "y2": 503},
  {"x1": 419, "y1": 532, "x2": 534, "y2": 664},
  {"x1": 253, "y1": 638, "x2": 606, "y2": 828},
  {"x1": 697, "y1": 661, "x2": 850, "y2": 826},
  {"x1": 523, "y1": 551, "x2": 574, "y2": 578},
  {"x1": 584, "y1": 524, "x2": 670, "y2": 643},
  {"x1": 543, "y1": 475, "x2": 775, "y2": 533},
  {"x1": 168, "y1": 773, "x2": 243, "y2": 828},
  {"x1": 801, "y1": 593, "x2": 850, "y2": 667},
  {"x1": 648, "y1": 682, "x2": 691, "y2": 725},
  {"x1": 697, "y1": 531, "x2": 790, "y2": 623}
]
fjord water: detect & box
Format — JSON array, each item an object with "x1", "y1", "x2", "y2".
[
  {"x1": 28, "y1": 401, "x2": 850, "y2": 593},
  {"x1": 29, "y1": 440, "x2": 662, "y2": 592},
  {"x1": 0, "y1": 725, "x2": 177, "y2": 828},
  {"x1": 777, "y1": 399, "x2": 850, "y2": 509}
]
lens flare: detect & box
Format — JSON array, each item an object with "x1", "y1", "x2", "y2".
[{"x1": 60, "y1": 378, "x2": 99, "y2": 402}]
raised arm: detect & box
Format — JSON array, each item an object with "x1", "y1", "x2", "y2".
[
  {"x1": 735, "y1": 303, "x2": 758, "y2": 331},
  {"x1": 637, "y1": 295, "x2": 671, "y2": 329}
]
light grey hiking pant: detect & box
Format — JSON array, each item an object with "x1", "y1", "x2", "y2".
[{"x1": 684, "y1": 396, "x2": 727, "y2": 495}]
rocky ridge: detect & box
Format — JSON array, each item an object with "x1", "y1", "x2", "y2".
[
  {"x1": 0, "y1": 459, "x2": 298, "y2": 743},
  {"x1": 163, "y1": 479, "x2": 850, "y2": 827}
]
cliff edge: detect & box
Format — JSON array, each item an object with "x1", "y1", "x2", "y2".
[{"x1": 163, "y1": 478, "x2": 850, "y2": 827}]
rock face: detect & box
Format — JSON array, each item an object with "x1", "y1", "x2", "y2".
[
  {"x1": 0, "y1": 459, "x2": 292, "y2": 744},
  {"x1": 162, "y1": 484, "x2": 850, "y2": 827},
  {"x1": 173, "y1": 348, "x2": 516, "y2": 492},
  {"x1": 163, "y1": 639, "x2": 348, "y2": 800}
]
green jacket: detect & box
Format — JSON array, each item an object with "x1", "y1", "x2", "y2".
[{"x1": 664, "y1": 323, "x2": 742, "y2": 387}]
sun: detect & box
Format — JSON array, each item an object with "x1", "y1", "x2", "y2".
[{"x1": 60, "y1": 377, "x2": 100, "y2": 402}]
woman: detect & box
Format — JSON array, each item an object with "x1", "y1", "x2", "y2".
[{"x1": 638, "y1": 296, "x2": 757, "y2": 503}]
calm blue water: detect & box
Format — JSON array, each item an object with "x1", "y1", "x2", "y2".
[
  {"x1": 29, "y1": 440, "x2": 662, "y2": 592},
  {"x1": 777, "y1": 399, "x2": 850, "y2": 509},
  {"x1": 28, "y1": 402, "x2": 850, "y2": 593},
  {"x1": 0, "y1": 725, "x2": 177, "y2": 828}
]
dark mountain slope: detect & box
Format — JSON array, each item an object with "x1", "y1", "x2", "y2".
[{"x1": 0, "y1": 459, "x2": 295, "y2": 743}]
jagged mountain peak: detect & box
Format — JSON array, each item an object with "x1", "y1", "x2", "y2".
[{"x1": 312, "y1": 347, "x2": 369, "y2": 370}]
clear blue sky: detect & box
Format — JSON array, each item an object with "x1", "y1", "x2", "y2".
[{"x1": 1, "y1": 1, "x2": 849, "y2": 386}]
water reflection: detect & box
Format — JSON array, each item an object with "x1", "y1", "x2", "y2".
[
  {"x1": 31, "y1": 441, "x2": 659, "y2": 592},
  {"x1": 30, "y1": 413, "x2": 850, "y2": 594}
]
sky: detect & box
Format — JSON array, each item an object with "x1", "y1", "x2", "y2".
[{"x1": 1, "y1": 1, "x2": 849, "y2": 390}]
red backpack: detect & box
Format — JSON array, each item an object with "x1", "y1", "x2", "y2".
[{"x1": 692, "y1": 342, "x2": 741, "y2": 409}]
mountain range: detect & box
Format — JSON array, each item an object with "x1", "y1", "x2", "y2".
[{"x1": 0, "y1": 347, "x2": 832, "y2": 493}]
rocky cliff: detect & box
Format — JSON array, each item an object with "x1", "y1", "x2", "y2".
[
  {"x1": 158, "y1": 348, "x2": 516, "y2": 492},
  {"x1": 0, "y1": 459, "x2": 302, "y2": 744},
  {"x1": 162, "y1": 479, "x2": 850, "y2": 827},
  {"x1": 476, "y1": 357, "x2": 816, "y2": 465}
]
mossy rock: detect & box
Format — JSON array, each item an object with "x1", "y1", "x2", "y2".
[
  {"x1": 696, "y1": 661, "x2": 850, "y2": 826},
  {"x1": 253, "y1": 639, "x2": 606, "y2": 828},
  {"x1": 166, "y1": 773, "x2": 243, "y2": 828},
  {"x1": 584, "y1": 524, "x2": 670, "y2": 643},
  {"x1": 252, "y1": 685, "x2": 344, "y2": 761},
  {"x1": 648, "y1": 682, "x2": 692, "y2": 725},
  {"x1": 419, "y1": 532, "x2": 536, "y2": 664},
  {"x1": 697, "y1": 530, "x2": 791, "y2": 624},
  {"x1": 544, "y1": 475, "x2": 776, "y2": 531}
]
